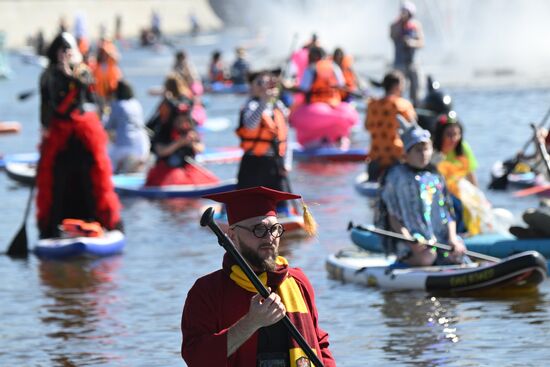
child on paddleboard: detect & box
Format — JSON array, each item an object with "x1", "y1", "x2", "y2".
[{"x1": 378, "y1": 126, "x2": 466, "y2": 266}]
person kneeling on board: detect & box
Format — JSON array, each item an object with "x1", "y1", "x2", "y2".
[{"x1": 378, "y1": 126, "x2": 466, "y2": 266}]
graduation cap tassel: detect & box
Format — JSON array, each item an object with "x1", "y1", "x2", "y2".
[{"x1": 301, "y1": 200, "x2": 317, "y2": 237}]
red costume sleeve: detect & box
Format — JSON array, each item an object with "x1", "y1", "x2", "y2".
[
  {"x1": 290, "y1": 268, "x2": 337, "y2": 367},
  {"x1": 181, "y1": 274, "x2": 229, "y2": 366}
]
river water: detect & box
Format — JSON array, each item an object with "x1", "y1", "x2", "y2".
[{"x1": 1, "y1": 30, "x2": 550, "y2": 366}]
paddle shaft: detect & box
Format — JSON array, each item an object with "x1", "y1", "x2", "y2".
[
  {"x1": 18, "y1": 89, "x2": 37, "y2": 101},
  {"x1": 531, "y1": 123, "x2": 550, "y2": 178},
  {"x1": 183, "y1": 156, "x2": 217, "y2": 179},
  {"x1": 283, "y1": 85, "x2": 364, "y2": 99},
  {"x1": 6, "y1": 180, "x2": 35, "y2": 257},
  {"x1": 354, "y1": 224, "x2": 501, "y2": 263},
  {"x1": 519, "y1": 107, "x2": 550, "y2": 153},
  {"x1": 200, "y1": 208, "x2": 324, "y2": 367}
]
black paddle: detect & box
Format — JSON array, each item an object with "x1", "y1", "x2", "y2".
[
  {"x1": 6, "y1": 182, "x2": 35, "y2": 258},
  {"x1": 17, "y1": 89, "x2": 37, "y2": 101},
  {"x1": 489, "y1": 106, "x2": 550, "y2": 190},
  {"x1": 200, "y1": 207, "x2": 324, "y2": 367},
  {"x1": 349, "y1": 222, "x2": 501, "y2": 263}
]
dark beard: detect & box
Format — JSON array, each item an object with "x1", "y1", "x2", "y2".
[{"x1": 240, "y1": 245, "x2": 278, "y2": 272}]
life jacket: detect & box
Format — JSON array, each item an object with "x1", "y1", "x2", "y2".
[
  {"x1": 340, "y1": 55, "x2": 357, "y2": 99},
  {"x1": 308, "y1": 59, "x2": 341, "y2": 107},
  {"x1": 60, "y1": 219, "x2": 104, "y2": 238},
  {"x1": 236, "y1": 107, "x2": 287, "y2": 157},
  {"x1": 77, "y1": 37, "x2": 89, "y2": 57}
]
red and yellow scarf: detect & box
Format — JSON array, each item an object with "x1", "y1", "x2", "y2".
[{"x1": 223, "y1": 254, "x2": 318, "y2": 367}]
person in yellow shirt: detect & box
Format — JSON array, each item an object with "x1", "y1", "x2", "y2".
[{"x1": 432, "y1": 112, "x2": 478, "y2": 233}]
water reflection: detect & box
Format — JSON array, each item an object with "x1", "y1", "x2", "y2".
[
  {"x1": 38, "y1": 257, "x2": 123, "y2": 365},
  {"x1": 505, "y1": 292, "x2": 548, "y2": 325},
  {"x1": 296, "y1": 161, "x2": 360, "y2": 177},
  {"x1": 378, "y1": 291, "x2": 460, "y2": 366},
  {"x1": 155, "y1": 197, "x2": 204, "y2": 215}
]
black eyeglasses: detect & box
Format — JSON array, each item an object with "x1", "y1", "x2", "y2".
[{"x1": 233, "y1": 223, "x2": 285, "y2": 238}]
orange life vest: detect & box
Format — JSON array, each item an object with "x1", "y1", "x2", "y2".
[
  {"x1": 236, "y1": 107, "x2": 287, "y2": 157},
  {"x1": 77, "y1": 37, "x2": 90, "y2": 57},
  {"x1": 340, "y1": 55, "x2": 357, "y2": 99},
  {"x1": 308, "y1": 59, "x2": 341, "y2": 107},
  {"x1": 60, "y1": 218, "x2": 104, "y2": 237}
]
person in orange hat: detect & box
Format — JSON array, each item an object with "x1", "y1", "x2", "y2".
[{"x1": 181, "y1": 187, "x2": 335, "y2": 367}]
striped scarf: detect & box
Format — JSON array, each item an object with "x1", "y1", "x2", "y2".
[{"x1": 223, "y1": 254, "x2": 318, "y2": 367}]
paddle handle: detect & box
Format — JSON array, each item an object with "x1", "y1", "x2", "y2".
[
  {"x1": 200, "y1": 208, "x2": 325, "y2": 367},
  {"x1": 354, "y1": 223, "x2": 501, "y2": 263}
]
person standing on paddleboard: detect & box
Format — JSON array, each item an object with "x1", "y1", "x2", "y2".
[
  {"x1": 37, "y1": 32, "x2": 121, "y2": 239},
  {"x1": 390, "y1": 1, "x2": 424, "y2": 106},
  {"x1": 235, "y1": 70, "x2": 294, "y2": 210},
  {"x1": 365, "y1": 70, "x2": 417, "y2": 182}
]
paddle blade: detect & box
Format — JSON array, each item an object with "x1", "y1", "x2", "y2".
[
  {"x1": 17, "y1": 90, "x2": 36, "y2": 101},
  {"x1": 6, "y1": 225, "x2": 29, "y2": 258}
]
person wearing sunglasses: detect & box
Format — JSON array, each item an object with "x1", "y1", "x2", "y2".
[
  {"x1": 181, "y1": 186, "x2": 335, "y2": 367},
  {"x1": 235, "y1": 70, "x2": 292, "y2": 208}
]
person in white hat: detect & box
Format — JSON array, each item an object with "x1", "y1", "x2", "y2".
[{"x1": 379, "y1": 126, "x2": 466, "y2": 266}]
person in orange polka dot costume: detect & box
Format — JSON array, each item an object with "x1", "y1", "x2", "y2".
[{"x1": 365, "y1": 70, "x2": 417, "y2": 181}]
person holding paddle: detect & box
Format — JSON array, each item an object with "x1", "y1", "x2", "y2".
[
  {"x1": 145, "y1": 104, "x2": 218, "y2": 187},
  {"x1": 378, "y1": 126, "x2": 466, "y2": 266},
  {"x1": 37, "y1": 32, "x2": 121, "y2": 239},
  {"x1": 182, "y1": 186, "x2": 336, "y2": 367},
  {"x1": 235, "y1": 70, "x2": 292, "y2": 201}
]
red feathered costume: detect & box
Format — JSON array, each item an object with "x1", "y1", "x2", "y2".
[{"x1": 37, "y1": 54, "x2": 121, "y2": 239}]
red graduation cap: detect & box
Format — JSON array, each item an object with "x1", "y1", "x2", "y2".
[{"x1": 203, "y1": 186, "x2": 300, "y2": 225}]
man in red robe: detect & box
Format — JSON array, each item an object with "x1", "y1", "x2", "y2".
[{"x1": 181, "y1": 186, "x2": 336, "y2": 367}]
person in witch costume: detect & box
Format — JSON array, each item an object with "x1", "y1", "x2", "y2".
[
  {"x1": 181, "y1": 186, "x2": 335, "y2": 367},
  {"x1": 37, "y1": 32, "x2": 121, "y2": 239}
]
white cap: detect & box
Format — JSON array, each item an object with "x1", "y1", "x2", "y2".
[
  {"x1": 61, "y1": 32, "x2": 83, "y2": 64},
  {"x1": 401, "y1": 1, "x2": 416, "y2": 16}
]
